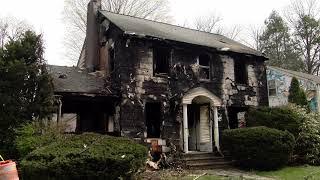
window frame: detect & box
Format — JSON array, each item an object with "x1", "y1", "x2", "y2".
[
  {"x1": 234, "y1": 58, "x2": 248, "y2": 85},
  {"x1": 153, "y1": 47, "x2": 171, "y2": 76},
  {"x1": 197, "y1": 53, "x2": 211, "y2": 81},
  {"x1": 268, "y1": 79, "x2": 278, "y2": 96}
]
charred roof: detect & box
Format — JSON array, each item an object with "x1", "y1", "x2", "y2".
[
  {"x1": 99, "y1": 11, "x2": 265, "y2": 57},
  {"x1": 47, "y1": 65, "x2": 114, "y2": 96}
]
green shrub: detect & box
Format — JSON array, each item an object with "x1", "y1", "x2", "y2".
[
  {"x1": 246, "y1": 106, "x2": 302, "y2": 137},
  {"x1": 247, "y1": 105, "x2": 320, "y2": 165},
  {"x1": 20, "y1": 133, "x2": 147, "y2": 179},
  {"x1": 288, "y1": 77, "x2": 308, "y2": 106},
  {"x1": 288, "y1": 105, "x2": 320, "y2": 165},
  {"x1": 222, "y1": 126, "x2": 295, "y2": 170},
  {"x1": 15, "y1": 121, "x2": 66, "y2": 157}
]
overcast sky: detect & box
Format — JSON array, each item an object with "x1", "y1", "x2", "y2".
[{"x1": 0, "y1": 0, "x2": 292, "y2": 66}]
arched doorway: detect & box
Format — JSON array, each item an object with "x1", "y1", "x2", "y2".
[
  {"x1": 188, "y1": 96, "x2": 212, "y2": 152},
  {"x1": 182, "y1": 87, "x2": 222, "y2": 153}
]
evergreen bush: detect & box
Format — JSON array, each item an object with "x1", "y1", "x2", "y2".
[
  {"x1": 288, "y1": 77, "x2": 308, "y2": 106},
  {"x1": 246, "y1": 106, "x2": 302, "y2": 137},
  {"x1": 20, "y1": 133, "x2": 147, "y2": 179},
  {"x1": 222, "y1": 127, "x2": 295, "y2": 170}
]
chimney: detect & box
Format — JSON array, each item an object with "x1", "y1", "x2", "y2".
[{"x1": 85, "y1": 0, "x2": 101, "y2": 72}]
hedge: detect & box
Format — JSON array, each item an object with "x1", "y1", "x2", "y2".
[
  {"x1": 222, "y1": 126, "x2": 295, "y2": 170},
  {"x1": 20, "y1": 133, "x2": 147, "y2": 179},
  {"x1": 245, "y1": 106, "x2": 302, "y2": 137}
]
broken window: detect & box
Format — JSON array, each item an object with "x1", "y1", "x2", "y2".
[
  {"x1": 153, "y1": 47, "x2": 170, "y2": 75},
  {"x1": 146, "y1": 102, "x2": 161, "y2": 138},
  {"x1": 234, "y1": 58, "x2": 247, "y2": 84},
  {"x1": 109, "y1": 48, "x2": 115, "y2": 72},
  {"x1": 198, "y1": 54, "x2": 210, "y2": 80},
  {"x1": 268, "y1": 80, "x2": 277, "y2": 96}
]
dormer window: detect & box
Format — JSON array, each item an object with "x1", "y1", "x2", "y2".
[
  {"x1": 153, "y1": 47, "x2": 170, "y2": 75},
  {"x1": 198, "y1": 54, "x2": 210, "y2": 80}
]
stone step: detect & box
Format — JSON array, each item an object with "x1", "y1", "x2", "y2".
[
  {"x1": 186, "y1": 161, "x2": 235, "y2": 169},
  {"x1": 183, "y1": 156, "x2": 226, "y2": 161},
  {"x1": 182, "y1": 152, "x2": 234, "y2": 169},
  {"x1": 182, "y1": 152, "x2": 218, "y2": 158},
  {"x1": 185, "y1": 158, "x2": 227, "y2": 165}
]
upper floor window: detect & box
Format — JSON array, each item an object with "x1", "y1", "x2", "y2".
[
  {"x1": 198, "y1": 54, "x2": 210, "y2": 80},
  {"x1": 234, "y1": 59, "x2": 247, "y2": 84},
  {"x1": 268, "y1": 80, "x2": 277, "y2": 96},
  {"x1": 153, "y1": 47, "x2": 170, "y2": 75}
]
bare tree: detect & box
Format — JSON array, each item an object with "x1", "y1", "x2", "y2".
[
  {"x1": 0, "y1": 16, "x2": 32, "y2": 49},
  {"x1": 63, "y1": 0, "x2": 171, "y2": 64},
  {"x1": 184, "y1": 13, "x2": 242, "y2": 40},
  {"x1": 284, "y1": 0, "x2": 320, "y2": 74},
  {"x1": 193, "y1": 13, "x2": 222, "y2": 33},
  {"x1": 243, "y1": 25, "x2": 264, "y2": 51},
  {"x1": 222, "y1": 25, "x2": 242, "y2": 41}
]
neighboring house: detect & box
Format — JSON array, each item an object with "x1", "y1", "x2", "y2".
[
  {"x1": 267, "y1": 66, "x2": 320, "y2": 112},
  {"x1": 48, "y1": 0, "x2": 269, "y2": 156}
]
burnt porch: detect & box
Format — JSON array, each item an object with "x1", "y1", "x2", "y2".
[
  {"x1": 48, "y1": 65, "x2": 119, "y2": 134},
  {"x1": 56, "y1": 93, "x2": 118, "y2": 134}
]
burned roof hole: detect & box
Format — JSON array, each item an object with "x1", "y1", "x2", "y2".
[{"x1": 58, "y1": 74, "x2": 67, "y2": 79}]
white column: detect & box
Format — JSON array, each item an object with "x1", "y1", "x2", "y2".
[
  {"x1": 213, "y1": 107, "x2": 220, "y2": 152},
  {"x1": 317, "y1": 85, "x2": 320, "y2": 113},
  {"x1": 183, "y1": 104, "x2": 189, "y2": 153},
  {"x1": 57, "y1": 98, "x2": 62, "y2": 124}
]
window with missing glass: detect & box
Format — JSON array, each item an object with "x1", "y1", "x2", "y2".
[
  {"x1": 153, "y1": 47, "x2": 170, "y2": 75},
  {"x1": 234, "y1": 59, "x2": 248, "y2": 84},
  {"x1": 198, "y1": 54, "x2": 210, "y2": 80},
  {"x1": 268, "y1": 80, "x2": 277, "y2": 96}
]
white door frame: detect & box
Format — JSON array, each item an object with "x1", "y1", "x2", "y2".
[{"x1": 181, "y1": 87, "x2": 222, "y2": 153}]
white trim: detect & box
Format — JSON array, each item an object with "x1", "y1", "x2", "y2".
[
  {"x1": 182, "y1": 87, "x2": 222, "y2": 153},
  {"x1": 183, "y1": 104, "x2": 189, "y2": 153},
  {"x1": 213, "y1": 107, "x2": 220, "y2": 151},
  {"x1": 182, "y1": 87, "x2": 222, "y2": 106}
]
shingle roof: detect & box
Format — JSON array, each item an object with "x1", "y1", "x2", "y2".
[
  {"x1": 99, "y1": 11, "x2": 265, "y2": 57},
  {"x1": 47, "y1": 65, "x2": 113, "y2": 95},
  {"x1": 268, "y1": 66, "x2": 320, "y2": 84}
]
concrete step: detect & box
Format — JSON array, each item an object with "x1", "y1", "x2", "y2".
[
  {"x1": 186, "y1": 160, "x2": 233, "y2": 166},
  {"x1": 182, "y1": 152, "x2": 234, "y2": 169},
  {"x1": 183, "y1": 156, "x2": 226, "y2": 162},
  {"x1": 186, "y1": 160, "x2": 235, "y2": 169},
  {"x1": 182, "y1": 152, "x2": 218, "y2": 158}
]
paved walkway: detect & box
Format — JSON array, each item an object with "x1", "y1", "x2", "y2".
[
  {"x1": 140, "y1": 168, "x2": 275, "y2": 180},
  {"x1": 195, "y1": 168, "x2": 274, "y2": 180}
]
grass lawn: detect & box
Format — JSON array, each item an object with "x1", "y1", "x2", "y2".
[{"x1": 256, "y1": 165, "x2": 320, "y2": 180}]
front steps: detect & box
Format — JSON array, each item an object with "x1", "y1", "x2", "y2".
[{"x1": 182, "y1": 152, "x2": 234, "y2": 169}]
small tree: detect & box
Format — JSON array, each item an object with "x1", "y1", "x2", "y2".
[
  {"x1": 0, "y1": 30, "x2": 54, "y2": 158},
  {"x1": 288, "y1": 77, "x2": 308, "y2": 106}
]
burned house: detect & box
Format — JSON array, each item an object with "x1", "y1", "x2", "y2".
[{"x1": 49, "y1": 0, "x2": 268, "y2": 155}]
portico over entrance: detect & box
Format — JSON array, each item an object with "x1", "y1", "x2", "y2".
[{"x1": 182, "y1": 87, "x2": 222, "y2": 153}]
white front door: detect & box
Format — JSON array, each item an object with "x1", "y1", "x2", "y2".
[{"x1": 199, "y1": 105, "x2": 212, "y2": 152}]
